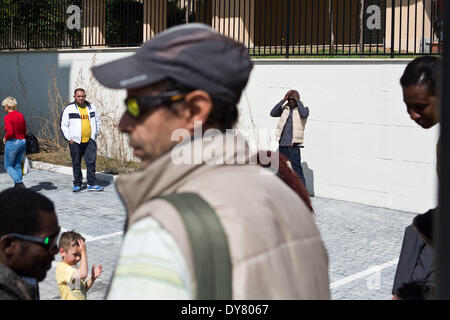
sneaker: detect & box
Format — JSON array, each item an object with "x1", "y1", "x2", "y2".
[
  {"x1": 14, "y1": 182, "x2": 26, "y2": 189},
  {"x1": 87, "y1": 185, "x2": 104, "y2": 192},
  {"x1": 73, "y1": 186, "x2": 81, "y2": 193}
]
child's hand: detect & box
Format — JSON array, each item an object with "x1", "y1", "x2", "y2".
[
  {"x1": 77, "y1": 238, "x2": 86, "y2": 253},
  {"x1": 91, "y1": 264, "x2": 103, "y2": 281}
]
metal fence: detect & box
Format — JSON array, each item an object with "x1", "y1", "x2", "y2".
[
  {"x1": 0, "y1": 0, "x2": 444, "y2": 57},
  {"x1": 0, "y1": 0, "x2": 82, "y2": 49}
]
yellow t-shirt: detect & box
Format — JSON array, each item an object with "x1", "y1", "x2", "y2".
[
  {"x1": 78, "y1": 105, "x2": 91, "y2": 143},
  {"x1": 55, "y1": 261, "x2": 87, "y2": 300}
]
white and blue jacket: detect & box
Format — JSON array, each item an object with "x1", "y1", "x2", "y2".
[{"x1": 60, "y1": 101, "x2": 101, "y2": 144}]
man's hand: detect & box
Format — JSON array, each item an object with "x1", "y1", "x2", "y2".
[
  {"x1": 291, "y1": 90, "x2": 300, "y2": 102},
  {"x1": 283, "y1": 90, "x2": 292, "y2": 102},
  {"x1": 69, "y1": 139, "x2": 74, "y2": 145},
  {"x1": 91, "y1": 264, "x2": 103, "y2": 282},
  {"x1": 2, "y1": 137, "x2": 6, "y2": 144}
]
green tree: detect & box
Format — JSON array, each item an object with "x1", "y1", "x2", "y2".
[
  {"x1": 105, "y1": 0, "x2": 143, "y2": 46},
  {"x1": 0, "y1": 0, "x2": 82, "y2": 50}
]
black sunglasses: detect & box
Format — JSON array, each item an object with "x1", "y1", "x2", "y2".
[
  {"x1": 124, "y1": 91, "x2": 187, "y2": 118},
  {"x1": 9, "y1": 229, "x2": 60, "y2": 250}
]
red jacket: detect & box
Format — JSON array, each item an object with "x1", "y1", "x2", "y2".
[{"x1": 4, "y1": 111, "x2": 27, "y2": 140}]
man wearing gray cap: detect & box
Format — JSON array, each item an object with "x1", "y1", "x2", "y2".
[{"x1": 92, "y1": 23, "x2": 329, "y2": 300}]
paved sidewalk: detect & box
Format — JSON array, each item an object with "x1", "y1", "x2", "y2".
[
  {"x1": 0, "y1": 163, "x2": 416, "y2": 300},
  {"x1": 0, "y1": 163, "x2": 124, "y2": 300},
  {"x1": 313, "y1": 198, "x2": 414, "y2": 300}
]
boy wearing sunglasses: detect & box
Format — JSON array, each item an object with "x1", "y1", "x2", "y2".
[{"x1": 55, "y1": 231, "x2": 102, "y2": 300}]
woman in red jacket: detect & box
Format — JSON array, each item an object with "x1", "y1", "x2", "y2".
[{"x1": 2, "y1": 97, "x2": 27, "y2": 188}]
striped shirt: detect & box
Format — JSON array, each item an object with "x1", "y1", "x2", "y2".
[{"x1": 107, "y1": 217, "x2": 192, "y2": 299}]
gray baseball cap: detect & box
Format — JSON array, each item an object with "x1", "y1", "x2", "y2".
[{"x1": 91, "y1": 23, "x2": 253, "y2": 105}]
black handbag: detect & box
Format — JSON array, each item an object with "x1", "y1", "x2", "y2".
[{"x1": 25, "y1": 132, "x2": 40, "y2": 154}]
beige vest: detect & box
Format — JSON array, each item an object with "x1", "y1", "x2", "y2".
[
  {"x1": 275, "y1": 106, "x2": 307, "y2": 144},
  {"x1": 115, "y1": 134, "x2": 330, "y2": 299}
]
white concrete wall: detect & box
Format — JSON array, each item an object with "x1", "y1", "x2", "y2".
[
  {"x1": 0, "y1": 50, "x2": 439, "y2": 213},
  {"x1": 242, "y1": 59, "x2": 439, "y2": 213}
]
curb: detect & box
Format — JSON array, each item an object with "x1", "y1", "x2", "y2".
[{"x1": 29, "y1": 160, "x2": 118, "y2": 183}]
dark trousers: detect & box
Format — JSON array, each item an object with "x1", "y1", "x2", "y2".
[
  {"x1": 279, "y1": 146, "x2": 306, "y2": 186},
  {"x1": 69, "y1": 139, "x2": 97, "y2": 186}
]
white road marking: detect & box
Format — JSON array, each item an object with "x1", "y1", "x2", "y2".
[
  {"x1": 59, "y1": 228, "x2": 123, "y2": 243},
  {"x1": 84, "y1": 231, "x2": 123, "y2": 242},
  {"x1": 330, "y1": 258, "x2": 399, "y2": 289}
]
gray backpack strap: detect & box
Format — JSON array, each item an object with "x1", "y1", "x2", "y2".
[{"x1": 154, "y1": 193, "x2": 232, "y2": 300}]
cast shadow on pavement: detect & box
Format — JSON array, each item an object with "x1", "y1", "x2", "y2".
[
  {"x1": 74, "y1": 179, "x2": 112, "y2": 191},
  {"x1": 96, "y1": 179, "x2": 111, "y2": 188},
  {"x1": 302, "y1": 161, "x2": 314, "y2": 197},
  {"x1": 29, "y1": 182, "x2": 58, "y2": 191},
  {"x1": 0, "y1": 161, "x2": 6, "y2": 174},
  {"x1": 82, "y1": 179, "x2": 112, "y2": 189}
]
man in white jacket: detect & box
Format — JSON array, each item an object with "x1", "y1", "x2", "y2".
[{"x1": 60, "y1": 88, "x2": 103, "y2": 192}]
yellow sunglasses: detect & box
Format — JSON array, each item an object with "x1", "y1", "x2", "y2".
[{"x1": 124, "y1": 91, "x2": 186, "y2": 118}]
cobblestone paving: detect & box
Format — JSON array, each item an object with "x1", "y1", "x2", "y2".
[
  {"x1": 0, "y1": 164, "x2": 124, "y2": 300},
  {"x1": 313, "y1": 197, "x2": 415, "y2": 300},
  {"x1": 0, "y1": 164, "x2": 417, "y2": 300}
]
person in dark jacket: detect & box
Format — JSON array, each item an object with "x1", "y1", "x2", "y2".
[
  {"x1": 392, "y1": 210, "x2": 435, "y2": 297},
  {"x1": 0, "y1": 188, "x2": 60, "y2": 300},
  {"x1": 392, "y1": 56, "x2": 440, "y2": 299},
  {"x1": 393, "y1": 280, "x2": 434, "y2": 300}
]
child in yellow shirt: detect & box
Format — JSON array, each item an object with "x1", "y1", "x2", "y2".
[{"x1": 55, "y1": 231, "x2": 102, "y2": 300}]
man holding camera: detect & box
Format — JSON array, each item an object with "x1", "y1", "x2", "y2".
[{"x1": 270, "y1": 89, "x2": 309, "y2": 186}]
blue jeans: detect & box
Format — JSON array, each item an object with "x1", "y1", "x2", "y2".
[
  {"x1": 4, "y1": 139, "x2": 26, "y2": 184},
  {"x1": 69, "y1": 139, "x2": 97, "y2": 186},
  {"x1": 279, "y1": 146, "x2": 306, "y2": 186}
]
